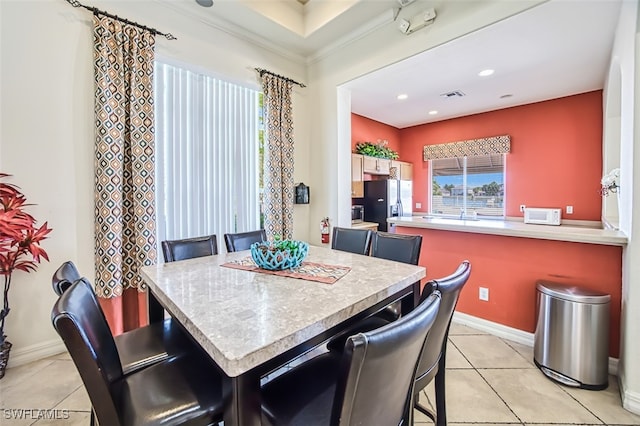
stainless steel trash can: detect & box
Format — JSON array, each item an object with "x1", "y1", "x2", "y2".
[{"x1": 534, "y1": 281, "x2": 610, "y2": 390}]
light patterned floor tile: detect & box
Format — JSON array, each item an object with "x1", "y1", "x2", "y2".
[
  {"x1": 0, "y1": 360, "x2": 82, "y2": 410},
  {"x1": 502, "y1": 339, "x2": 536, "y2": 367},
  {"x1": 425, "y1": 369, "x2": 519, "y2": 424},
  {"x1": 444, "y1": 340, "x2": 473, "y2": 369},
  {"x1": 449, "y1": 321, "x2": 487, "y2": 336},
  {"x1": 54, "y1": 386, "x2": 90, "y2": 412},
  {"x1": 32, "y1": 411, "x2": 91, "y2": 425},
  {"x1": 450, "y1": 334, "x2": 531, "y2": 369},
  {"x1": 481, "y1": 368, "x2": 601, "y2": 424},
  {"x1": 561, "y1": 376, "x2": 640, "y2": 425}
]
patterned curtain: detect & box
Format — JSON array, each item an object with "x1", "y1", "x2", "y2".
[
  {"x1": 260, "y1": 74, "x2": 295, "y2": 240},
  {"x1": 93, "y1": 15, "x2": 157, "y2": 333}
]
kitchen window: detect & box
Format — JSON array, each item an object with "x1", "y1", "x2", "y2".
[{"x1": 429, "y1": 153, "x2": 505, "y2": 218}]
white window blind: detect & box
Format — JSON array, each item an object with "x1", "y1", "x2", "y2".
[{"x1": 155, "y1": 62, "x2": 261, "y2": 253}]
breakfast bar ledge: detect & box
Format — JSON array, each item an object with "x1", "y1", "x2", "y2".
[{"x1": 388, "y1": 216, "x2": 627, "y2": 246}]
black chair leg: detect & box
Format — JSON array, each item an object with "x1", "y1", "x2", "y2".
[
  {"x1": 414, "y1": 392, "x2": 436, "y2": 421},
  {"x1": 434, "y1": 358, "x2": 447, "y2": 426},
  {"x1": 90, "y1": 408, "x2": 96, "y2": 426}
]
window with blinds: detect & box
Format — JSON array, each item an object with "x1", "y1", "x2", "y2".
[
  {"x1": 154, "y1": 62, "x2": 262, "y2": 253},
  {"x1": 430, "y1": 153, "x2": 505, "y2": 218}
]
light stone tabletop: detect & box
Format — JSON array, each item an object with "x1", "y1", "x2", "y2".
[{"x1": 140, "y1": 244, "x2": 425, "y2": 377}]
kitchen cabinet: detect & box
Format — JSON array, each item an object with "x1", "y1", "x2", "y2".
[
  {"x1": 390, "y1": 160, "x2": 414, "y2": 180},
  {"x1": 351, "y1": 154, "x2": 364, "y2": 198},
  {"x1": 362, "y1": 156, "x2": 390, "y2": 175}
]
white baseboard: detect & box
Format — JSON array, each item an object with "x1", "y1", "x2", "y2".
[
  {"x1": 618, "y1": 366, "x2": 640, "y2": 415},
  {"x1": 452, "y1": 312, "x2": 618, "y2": 375},
  {"x1": 5, "y1": 339, "x2": 66, "y2": 369}
]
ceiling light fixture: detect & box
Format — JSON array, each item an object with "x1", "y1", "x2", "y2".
[
  {"x1": 397, "y1": 94, "x2": 408, "y2": 100},
  {"x1": 478, "y1": 69, "x2": 494, "y2": 77},
  {"x1": 428, "y1": 110, "x2": 438, "y2": 115},
  {"x1": 196, "y1": 0, "x2": 213, "y2": 7}
]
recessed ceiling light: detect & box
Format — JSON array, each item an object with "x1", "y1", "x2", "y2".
[
  {"x1": 478, "y1": 69, "x2": 494, "y2": 77},
  {"x1": 196, "y1": 0, "x2": 213, "y2": 7},
  {"x1": 397, "y1": 94, "x2": 408, "y2": 100},
  {"x1": 428, "y1": 110, "x2": 438, "y2": 115}
]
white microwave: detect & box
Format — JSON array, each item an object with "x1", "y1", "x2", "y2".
[{"x1": 524, "y1": 208, "x2": 562, "y2": 226}]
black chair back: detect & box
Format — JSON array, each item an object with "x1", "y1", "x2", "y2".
[
  {"x1": 52, "y1": 261, "x2": 81, "y2": 296},
  {"x1": 224, "y1": 230, "x2": 267, "y2": 252},
  {"x1": 331, "y1": 227, "x2": 372, "y2": 255},
  {"x1": 161, "y1": 234, "x2": 218, "y2": 262},
  {"x1": 415, "y1": 260, "x2": 471, "y2": 392},
  {"x1": 51, "y1": 278, "x2": 124, "y2": 425},
  {"x1": 332, "y1": 291, "x2": 442, "y2": 425},
  {"x1": 371, "y1": 231, "x2": 422, "y2": 265}
]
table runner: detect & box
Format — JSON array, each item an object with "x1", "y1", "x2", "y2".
[{"x1": 222, "y1": 256, "x2": 351, "y2": 284}]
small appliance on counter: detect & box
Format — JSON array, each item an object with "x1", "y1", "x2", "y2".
[
  {"x1": 524, "y1": 207, "x2": 562, "y2": 225},
  {"x1": 351, "y1": 205, "x2": 365, "y2": 223}
]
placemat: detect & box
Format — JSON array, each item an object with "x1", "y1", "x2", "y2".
[{"x1": 222, "y1": 256, "x2": 351, "y2": 284}]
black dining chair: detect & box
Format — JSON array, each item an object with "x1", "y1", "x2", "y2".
[
  {"x1": 51, "y1": 261, "x2": 192, "y2": 376},
  {"x1": 411, "y1": 260, "x2": 471, "y2": 425},
  {"x1": 224, "y1": 229, "x2": 267, "y2": 252},
  {"x1": 51, "y1": 278, "x2": 225, "y2": 426},
  {"x1": 371, "y1": 231, "x2": 423, "y2": 265},
  {"x1": 161, "y1": 234, "x2": 218, "y2": 262},
  {"x1": 371, "y1": 231, "x2": 423, "y2": 321},
  {"x1": 326, "y1": 261, "x2": 471, "y2": 426},
  {"x1": 331, "y1": 227, "x2": 372, "y2": 255},
  {"x1": 261, "y1": 291, "x2": 442, "y2": 426}
]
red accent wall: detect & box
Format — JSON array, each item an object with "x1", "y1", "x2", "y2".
[
  {"x1": 351, "y1": 91, "x2": 620, "y2": 357},
  {"x1": 397, "y1": 227, "x2": 621, "y2": 357},
  {"x1": 351, "y1": 113, "x2": 401, "y2": 155},
  {"x1": 400, "y1": 91, "x2": 603, "y2": 220}
]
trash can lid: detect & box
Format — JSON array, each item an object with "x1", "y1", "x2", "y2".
[{"x1": 536, "y1": 280, "x2": 611, "y2": 304}]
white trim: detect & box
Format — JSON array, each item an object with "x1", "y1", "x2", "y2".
[
  {"x1": 452, "y1": 312, "x2": 618, "y2": 375},
  {"x1": 618, "y1": 366, "x2": 640, "y2": 415},
  {"x1": 6, "y1": 339, "x2": 66, "y2": 369}
]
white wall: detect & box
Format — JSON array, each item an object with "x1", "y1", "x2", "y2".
[
  {"x1": 0, "y1": 0, "x2": 308, "y2": 366},
  {"x1": 606, "y1": 0, "x2": 640, "y2": 414}
]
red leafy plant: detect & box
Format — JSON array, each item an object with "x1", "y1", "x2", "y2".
[{"x1": 0, "y1": 174, "x2": 52, "y2": 347}]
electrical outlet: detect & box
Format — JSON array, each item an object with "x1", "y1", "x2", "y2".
[
  {"x1": 416, "y1": 202, "x2": 422, "y2": 209},
  {"x1": 566, "y1": 205, "x2": 573, "y2": 214},
  {"x1": 479, "y1": 287, "x2": 489, "y2": 301},
  {"x1": 520, "y1": 204, "x2": 526, "y2": 213}
]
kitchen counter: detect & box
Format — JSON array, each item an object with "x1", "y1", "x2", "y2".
[
  {"x1": 351, "y1": 221, "x2": 379, "y2": 231},
  {"x1": 387, "y1": 216, "x2": 627, "y2": 246}
]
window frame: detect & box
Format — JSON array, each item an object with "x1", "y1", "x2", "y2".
[{"x1": 428, "y1": 154, "x2": 507, "y2": 219}]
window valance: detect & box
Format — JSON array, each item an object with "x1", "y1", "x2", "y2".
[{"x1": 423, "y1": 135, "x2": 511, "y2": 161}]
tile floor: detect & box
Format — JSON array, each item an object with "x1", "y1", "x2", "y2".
[{"x1": 1, "y1": 322, "x2": 639, "y2": 425}]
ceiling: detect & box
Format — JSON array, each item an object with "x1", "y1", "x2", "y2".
[{"x1": 164, "y1": 0, "x2": 621, "y2": 129}]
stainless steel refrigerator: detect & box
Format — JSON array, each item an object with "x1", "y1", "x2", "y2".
[{"x1": 362, "y1": 179, "x2": 412, "y2": 232}]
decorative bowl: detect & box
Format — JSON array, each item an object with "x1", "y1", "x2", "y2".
[{"x1": 250, "y1": 240, "x2": 309, "y2": 270}]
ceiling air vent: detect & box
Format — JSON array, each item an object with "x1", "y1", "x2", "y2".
[{"x1": 440, "y1": 90, "x2": 466, "y2": 98}]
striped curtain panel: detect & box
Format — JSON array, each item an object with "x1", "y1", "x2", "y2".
[
  {"x1": 260, "y1": 74, "x2": 295, "y2": 240},
  {"x1": 154, "y1": 63, "x2": 261, "y2": 249},
  {"x1": 93, "y1": 15, "x2": 157, "y2": 333}
]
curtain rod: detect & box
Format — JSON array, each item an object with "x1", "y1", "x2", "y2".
[
  {"x1": 65, "y1": 0, "x2": 177, "y2": 40},
  {"x1": 256, "y1": 68, "x2": 306, "y2": 88}
]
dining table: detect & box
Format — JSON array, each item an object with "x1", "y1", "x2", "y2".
[{"x1": 140, "y1": 244, "x2": 426, "y2": 426}]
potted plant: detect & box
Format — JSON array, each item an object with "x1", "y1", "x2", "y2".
[
  {"x1": 0, "y1": 174, "x2": 51, "y2": 379},
  {"x1": 354, "y1": 139, "x2": 399, "y2": 160}
]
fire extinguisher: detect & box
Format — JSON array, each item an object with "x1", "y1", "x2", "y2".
[{"x1": 320, "y1": 217, "x2": 330, "y2": 244}]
